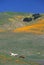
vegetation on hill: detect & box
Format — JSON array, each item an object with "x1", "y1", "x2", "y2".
[{"x1": 0, "y1": 12, "x2": 44, "y2": 34}]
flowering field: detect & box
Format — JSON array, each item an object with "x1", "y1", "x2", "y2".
[{"x1": 0, "y1": 12, "x2": 44, "y2": 65}]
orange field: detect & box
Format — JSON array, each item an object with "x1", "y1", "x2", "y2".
[
  {"x1": 13, "y1": 19, "x2": 44, "y2": 34},
  {"x1": 0, "y1": 29, "x2": 5, "y2": 32}
]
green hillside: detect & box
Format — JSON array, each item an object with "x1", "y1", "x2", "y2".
[
  {"x1": 0, "y1": 12, "x2": 43, "y2": 30},
  {"x1": 0, "y1": 12, "x2": 44, "y2": 65}
]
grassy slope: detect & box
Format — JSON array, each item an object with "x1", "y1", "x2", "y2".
[
  {"x1": 0, "y1": 12, "x2": 44, "y2": 65},
  {"x1": 0, "y1": 12, "x2": 44, "y2": 34},
  {"x1": 0, "y1": 32, "x2": 44, "y2": 65},
  {"x1": 13, "y1": 19, "x2": 44, "y2": 34}
]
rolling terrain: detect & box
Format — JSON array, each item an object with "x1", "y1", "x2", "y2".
[{"x1": 0, "y1": 12, "x2": 44, "y2": 65}]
